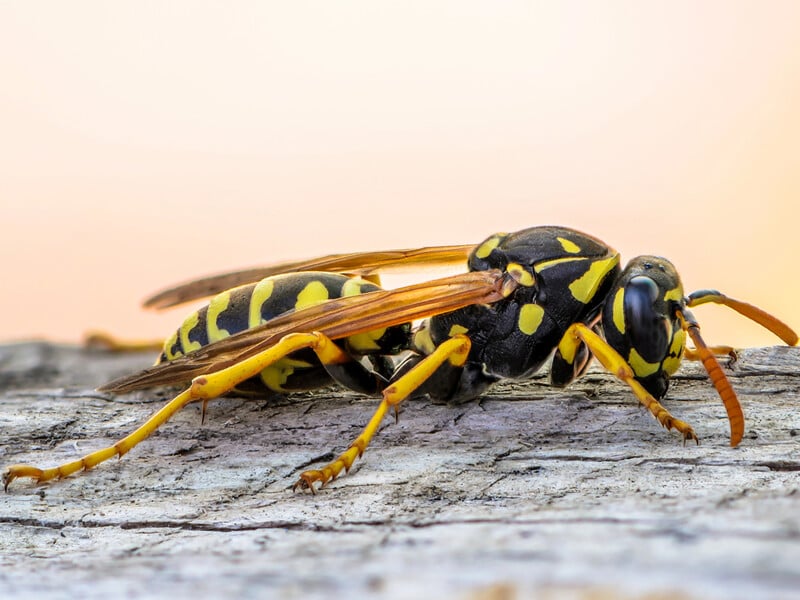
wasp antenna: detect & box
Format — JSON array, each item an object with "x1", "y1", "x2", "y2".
[
  {"x1": 678, "y1": 309, "x2": 744, "y2": 447},
  {"x1": 687, "y1": 290, "x2": 798, "y2": 346}
]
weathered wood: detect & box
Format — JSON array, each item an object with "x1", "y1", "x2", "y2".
[{"x1": 1, "y1": 341, "x2": 799, "y2": 599}]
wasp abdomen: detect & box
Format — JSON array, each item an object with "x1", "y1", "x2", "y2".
[{"x1": 160, "y1": 272, "x2": 409, "y2": 393}]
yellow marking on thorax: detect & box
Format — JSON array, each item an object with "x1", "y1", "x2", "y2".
[
  {"x1": 628, "y1": 348, "x2": 660, "y2": 377},
  {"x1": 568, "y1": 255, "x2": 621, "y2": 304},
  {"x1": 248, "y1": 279, "x2": 275, "y2": 328},
  {"x1": 295, "y1": 280, "x2": 330, "y2": 311},
  {"x1": 535, "y1": 256, "x2": 587, "y2": 271},
  {"x1": 557, "y1": 237, "x2": 581, "y2": 254},
  {"x1": 663, "y1": 286, "x2": 683, "y2": 302},
  {"x1": 162, "y1": 331, "x2": 181, "y2": 361},
  {"x1": 662, "y1": 329, "x2": 686, "y2": 375},
  {"x1": 475, "y1": 234, "x2": 505, "y2": 259},
  {"x1": 612, "y1": 288, "x2": 626, "y2": 333},
  {"x1": 518, "y1": 303, "x2": 545, "y2": 335},
  {"x1": 507, "y1": 263, "x2": 535, "y2": 286},
  {"x1": 206, "y1": 292, "x2": 232, "y2": 343},
  {"x1": 179, "y1": 312, "x2": 203, "y2": 354}
]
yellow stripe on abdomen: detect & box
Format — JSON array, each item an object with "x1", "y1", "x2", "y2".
[{"x1": 206, "y1": 292, "x2": 232, "y2": 343}]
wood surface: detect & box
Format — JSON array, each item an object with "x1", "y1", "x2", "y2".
[{"x1": 1, "y1": 342, "x2": 799, "y2": 599}]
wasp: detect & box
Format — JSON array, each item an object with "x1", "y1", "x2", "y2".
[{"x1": 4, "y1": 226, "x2": 797, "y2": 492}]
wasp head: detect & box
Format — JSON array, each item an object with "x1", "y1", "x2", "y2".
[{"x1": 601, "y1": 256, "x2": 687, "y2": 399}]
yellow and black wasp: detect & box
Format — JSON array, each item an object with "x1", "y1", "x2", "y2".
[{"x1": 4, "y1": 226, "x2": 797, "y2": 492}]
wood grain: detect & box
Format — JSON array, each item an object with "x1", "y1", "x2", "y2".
[{"x1": 1, "y1": 342, "x2": 799, "y2": 599}]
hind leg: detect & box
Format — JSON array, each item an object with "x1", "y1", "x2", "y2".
[{"x1": 3, "y1": 332, "x2": 361, "y2": 489}]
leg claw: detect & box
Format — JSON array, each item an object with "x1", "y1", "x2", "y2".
[
  {"x1": 3, "y1": 465, "x2": 44, "y2": 492},
  {"x1": 292, "y1": 469, "x2": 330, "y2": 494}
]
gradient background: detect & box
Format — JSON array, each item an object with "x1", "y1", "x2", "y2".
[{"x1": 1, "y1": 2, "x2": 798, "y2": 348}]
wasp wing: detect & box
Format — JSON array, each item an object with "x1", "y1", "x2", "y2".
[
  {"x1": 102, "y1": 269, "x2": 510, "y2": 393},
  {"x1": 143, "y1": 245, "x2": 477, "y2": 310}
]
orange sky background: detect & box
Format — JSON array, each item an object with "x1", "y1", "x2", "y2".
[{"x1": 1, "y1": 2, "x2": 799, "y2": 349}]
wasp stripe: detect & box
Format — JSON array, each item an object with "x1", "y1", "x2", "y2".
[
  {"x1": 662, "y1": 329, "x2": 686, "y2": 376},
  {"x1": 475, "y1": 234, "x2": 505, "y2": 259},
  {"x1": 162, "y1": 331, "x2": 181, "y2": 361},
  {"x1": 206, "y1": 291, "x2": 232, "y2": 343},
  {"x1": 628, "y1": 347, "x2": 660, "y2": 377},
  {"x1": 568, "y1": 255, "x2": 620, "y2": 304},
  {"x1": 535, "y1": 256, "x2": 587, "y2": 272},
  {"x1": 557, "y1": 236, "x2": 581, "y2": 254},
  {"x1": 295, "y1": 281, "x2": 330, "y2": 311},
  {"x1": 248, "y1": 279, "x2": 275, "y2": 328},
  {"x1": 612, "y1": 288, "x2": 626, "y2": 333},
  {"x1": 179, "y1": 310, "x2": 206, "y2": 354},
  {"x1": 342, "y1": 276, "x2": 370, "y2": 297}
]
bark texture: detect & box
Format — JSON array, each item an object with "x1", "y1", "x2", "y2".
[{"x1": 1, "y1": 341, "x2": 799, "y2": 599}]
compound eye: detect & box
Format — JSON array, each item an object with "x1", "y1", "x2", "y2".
[
  {"x1": 628, "y1": 275, "x2": 658, "y2": 303},
  {"x1": 625, "y1": 276, "x2": 670, "y2": 363}
]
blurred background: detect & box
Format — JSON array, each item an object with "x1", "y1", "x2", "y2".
[{"x1": 1, "y1": 1, "x2": 798, "y2": 347}]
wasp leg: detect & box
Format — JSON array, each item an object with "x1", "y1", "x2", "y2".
[
  {"x1": 3, "y1": 386, "x2": 201, "y2": 490},
  {"x1": 2, "y1": 332, "x2": 357, "y2": 490},
  {"x1": 683, "y1": 346, "x2": 736, "y2": 361},
  {"x1": 293, "y1": 334, "x2": 472, "y2": 493},
  {"x1": 550, "y1": 322, "x2": 602, "y2": 387},
  {"x1": 557, "y1": 323, "x2": 698, "y2": 444},
  {"x1": 84, "y1": 330, "x2": 165, "y2": 353}
]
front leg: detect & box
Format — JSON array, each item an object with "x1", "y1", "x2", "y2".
[
  {"x1": 3, "y1": 331, "x2": 359, "y2": 490},
  {"x1": 556, "y1": 323, "x2": 699, "y2": 444}
]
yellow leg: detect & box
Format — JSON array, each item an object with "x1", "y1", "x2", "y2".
[
  {"x1": 84, "y1": 330, "x2": 165, "y2": 353},
  {"x1": 558, "y1": 323, "x2": 698, "y2": 443},
  {"x1": 3, "y1": 332, "x2": 352, "y2": 490},
  {"x1": 293, "y1": 334, "x2": 472, "y2": 493},
  {"x1": 3, "y1": 387, "x2": 198, "y2": 490}
]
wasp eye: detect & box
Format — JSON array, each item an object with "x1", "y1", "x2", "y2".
[
  {"x1": 625, "y1": 276, "x2": 670, "y2": 363},
  {"x1": 628, "y1": 276, "x2": 658, "y2": 304}
]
